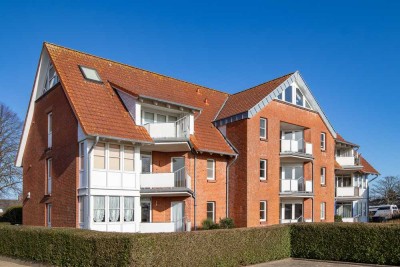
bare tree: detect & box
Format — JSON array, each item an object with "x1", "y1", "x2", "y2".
[
  {"x1": 370, "y1": 176, "x2": 400, "y2": 204},
  {"x1": 0, "y1": 103, "x2": 22, "y2": 198}
]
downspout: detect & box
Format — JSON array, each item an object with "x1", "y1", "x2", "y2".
[
  {"x1": 226, "y1": 154, "x2": 238, "y2": 218},
  {"x1": 87, "y1": 136, "x2": 99, "y2": 228},
  {"x1": 311, "y1": 161, "x2": 314, "y2": 222},
  {"x1": 191, "y1": 149, "x2": 197, "y2": 230}
]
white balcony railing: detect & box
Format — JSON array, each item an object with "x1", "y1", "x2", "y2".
[
  {"x1": 144, "y1": 116, "x2": 190, "y2": 139},
  {"x1": 140, "y1": 217, "x2": 190, "y2": 233},
  {"x1": 336, "y1": 186, "x2": 360, "y2": 197},
  {"x1": 336, "y1": 156, "x2": 356, "y2": 166},
  {"x1": 140, "y1": 167, "x2": 191, "y2": 189},
  {"x1": 280, "y1": 177, "x2": 313, "y2": 193},
  {"x1": 280, "y1": 139, "x2": 313, "y2": 155}
]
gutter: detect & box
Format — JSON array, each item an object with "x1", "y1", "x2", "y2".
[
  {"x1": 87, "y1": 136, "x2": 99, "y2": 227},
  {"x1": 190, "y1": 148, "x2": 198, "y2": 230},
  {"x1": 226, "y1": 154, "x2": 238, "y2": 218}
]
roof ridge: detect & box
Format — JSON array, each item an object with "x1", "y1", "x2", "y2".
[
  {"x1": 44, "y1": 42, "x2": 230, "y2": 96},
  {"x1": 231, "y1": 72, "x2": 294, "y2": 96}
]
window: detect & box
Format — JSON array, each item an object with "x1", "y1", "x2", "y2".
[
  {"x1": 93, "y1": 196, "x2": 105, "y2": 222},
  {"x1": 78, "y1": 196, "x2": 85, "y2": 224},
  {"x1": 143, "y1": 112, "x2": 155, "y2": 124},
  {"x1": 260, "y1": 118, "x2": 267, "y2": 139},
  {"x1": 207, "y1": 159, "x2": 215, "y2": 180},
  {"x1": 320, "y1": 167, "x2": 326, "y2": 185},
  {"x1": 320, "y1": 202, "x2": 326, "y2": 220},
  {"x1": 79, "y1": 142, "x2": 85, "y2": 171},
  {"x1": 109, "y1": 196, "x2": 120, "y2": 222},
  {"x1": 320, "y1": 132, "x2": 326, "y2": 151},
  {"x1": 260, "y1": 201, "x2": 267, "y2": 221},
  {"x1": 336, "y1": 203, "x2": 352, "y2": 218},
  {"x1": 285, "y1": 86, "x2": 293, "y2": 103},
  {"x1": 124, "y1": 146, "x2": 135, "y2": 172},
  {"x1": 94, "y1": 143, "x2": 105, "y2": 169},
  {"x1": 336, "y1": 175, "x2": 352, "y2": 187},
  {"x1": 260, "y1": 160, "x2": 267, "y2": 180},
  {"x1": 296, "y1": 88, "x2": 304, "y2": 106},
  {"x1": 79, "y1": 66, "x2": 102, "y2": 82},
  {"x1": 47, "y1": 112, "x2": 52, "y2": 148},
  {"x1": 109, "y1": 144, "x2": 121, "y2": 171},
  {"x1": 207, "y1": 201, "x2": 215, "y2": 222},
  {"x1": 43, "y1": 63, "x2": 59, "y2": 93},
  {"x1": 47, "y1": 158, "x2": 52, "y2": 195},
  {"x1": 124, "y1": 197, "x2": 134, "y2": 222},
  {"x1": 46, "y1": 204, "x2": 52, "y2": 227}
]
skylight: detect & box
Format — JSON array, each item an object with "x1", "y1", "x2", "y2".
[{"x1": 79, "y1": 66, "x2": 102, "y2": 82}]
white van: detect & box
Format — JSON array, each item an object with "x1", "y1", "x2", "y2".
[{"x1": 372, "y1": 205, "x2": 398, "y2": 219}]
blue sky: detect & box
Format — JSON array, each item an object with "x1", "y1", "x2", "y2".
[{"x1": 0, "y1": 1, "x2": 399, "y2": 181}]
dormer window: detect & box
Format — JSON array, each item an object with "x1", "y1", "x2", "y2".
[
  {"x1": 277, "y1": 84, "x2": 312, "y2": 110},
  {"x1": 79, "y1": 66, "x2": 102, "y2": 82},
  {"x1": 43, "y1": 63, "x2": 59, "y2": 93}
]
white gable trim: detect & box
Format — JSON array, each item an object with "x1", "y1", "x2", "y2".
[
  {"x1": 16, "y1": 48, "x2": 49, "y2": 167},
  {"x1": 248, "y1": 71, "x2": 336, "y2": 138}
]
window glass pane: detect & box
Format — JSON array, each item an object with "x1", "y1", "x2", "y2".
[
  {"x1": 79, "y1": 196, "x2": 85, "y2": 223},
  {"x1": 124, "y1": 197, "x2": 134, "y2": 222},
  {"x1": 305, "y1": 99, "x2": 311, "y2": 109},
  {"x1": 124, "y1": 146, "x2": 134, "y2": 171},
  {"x1": 144, "y1": 112, "x2": 155, "y2": 124},
  {"x1": 260, "y1": 201, "x2": 266, "y2": 220},
  {"x1": 296, "y1": 88, "x2": 304, "y2": 106},
  {"x1": 260, "y1": 160, "x2": 265, "y2": 178},
  {"x1": 207, "y1": 202, "x2": 215, "y2": 221},
  {"x1": 81, "y1": 66, "x2": 101, "y2": 81},
  {"x1": 285, "y1": 86, "x2": 293, "y2": 103},
  {"x1": 80, "y1": 143, "x2": 85, "y2": 170},
  {"x1": 207, "y1": 160, "x2": 215, "y2": 179},
  {"x1": 157, "y1": 114, "x2": 167, "y2": 123},
  {"x1": 284, "y1": 166, "x2": 292, "y2": 180},
  {"x1": 109, "y1": 196, "x2": 120, "y2": 222},
  {"x1": 141, "y1": 202, "x2": 151, "y2": 222},
  {"x1": 48, "y1": 113, "x2": 52, "y2": 133},
  {"x1": 93, "y1": 196, "x2": 105, "y2": 222},
  {"x1": 284, "y1": 204, "x2": 292, "y2": 219},
  {"x1": 109, "y1": 144, "x2": 121, "y2": 170},
  {"x1": 277, "y1": 92, "x2": 282, "y2": 100},
  {"x1": 321, "y1": 133, "x2": 326, "y2": 149},
  {"x1": 295, "y1": 204, "x2": 302, "y2": 219},
  {"x1": 168, "y1": 116, "x2": 178, "y2": 122}
]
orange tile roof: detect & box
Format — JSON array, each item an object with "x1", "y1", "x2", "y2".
[
  {"x1": 359, "y1": 155, "x2": 380, "y2": 175},
  {"x1": 45, "y1": 43, "x2": 235, "y2": 155},
  {"x1": 215, "y1": 73, "x2": 293, "y2": 120}
]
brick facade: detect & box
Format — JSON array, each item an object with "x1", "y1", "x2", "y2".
[{"x1": 22, "y1": 84, "x2": 78, "y2": 227}]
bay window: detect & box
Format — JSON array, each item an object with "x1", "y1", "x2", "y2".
[
  {"x1": 124, "y1": 197, "x2": 134, "y2": 222},
  {"x1": 94, "y1": 143, "x2": 105, "y2": 169},
  {"x1": 124, "y1": 146, "x2": 135, "y2": 172},
  {"x1": 109, "y1": 144, "x2": 121, "y2": 171},
  {"x1": 109, "y1": 196, "x2": 120, "y2": 222},
  {"x1": 93, "y1": 196, "x2": 105, "y2": 222}
]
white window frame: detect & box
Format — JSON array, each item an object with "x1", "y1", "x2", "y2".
[
  {"x1": 78, "y1": 196, "x2": 85, "y2": 225},
  {"x1": 320, "y1": 202, "x2": 326, "y2": 220},
  {"x1": 207, "y1": 159, "x2": 215, "y2": 180},
  {"x1": 260, "y1": 201, "x2": 267, "y2": 222},
  {"x1": 321, "y1": 132, "x2": 326, "y2": 151},
  {"x1": 47, "y1": 203, "x2": 52, "y2": 227},
  {"x1": 47, "y1": 158, "x2": 52, "y2": 195},
  {"x1": 260, "y1": 118, "x2": 267, "y2": 139},
  {"x1": 320, "y1": 167, "x2": 326, "y2": 185},
  {"x1": 277, "y1": 84, "x2": 312, "y2": 110},
  {"x1": 124, "y1": 196, "x2": 135, "y2": 222},
  {"x1": 93, "y1": 196, "x2": 106, "y2": 223},
  {"x1": 206, "y1": 201, "x2": 215, "y2": 222},
  {"x1": 47, "y1": 112, "x2": 52, "y2": 148},
  {"x1": 260, "y1": 159, "x2": 267, "y2": 180}
]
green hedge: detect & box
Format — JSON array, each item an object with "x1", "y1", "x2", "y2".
[
  {"x1": 0, "y1": 224, "x2": 290, "y2": 267},
  {"x1": 291, "y1": 223, "x2": 400, "y2": 265},
  {"x1": 0, "y1": 225, "x2": 132, "y2": 267},
  {"x1": 130, "y1": 225, "x2": 291, "y2": 267}
]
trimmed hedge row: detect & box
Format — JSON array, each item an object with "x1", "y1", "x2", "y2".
[
  {"x1": 2, "y1": 223, "x2": 400, "y2": 266},
  {"x1": 291, "y1": 223, "x2": 400, "y2": 265},
  {"x1": 0, "y1": 224, "x2": 290, "y2": 267},
  {"x1": 0, "y1": 225, "x2": 132, "y2": 266}
]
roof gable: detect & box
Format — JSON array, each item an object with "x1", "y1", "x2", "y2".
[{"x1": 215, "y1": 71, "x2": 337, "y2": 138}]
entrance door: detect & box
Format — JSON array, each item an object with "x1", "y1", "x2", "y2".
[
  {"x1": 172, "y1": 157, "x2": 185, "y2": 187},
  {"x1": 141, "y1": 155, "x2": 151, "y2": 173},
  {"x1": 281, "y1": 203, "x2": 303, "y2": 223},
  {"x1": 141, "y1": 199, "x2": 151, "y2": 223},
  {"x1": 171, "y1": 201, "x2": 184, "y2": 231}
]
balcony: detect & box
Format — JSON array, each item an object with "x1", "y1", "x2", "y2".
[
  {"x1": 140, "y1": 218, "x2": 190, "y2": 233},
  {"x1": 280, "y1": 139, "x2": 313, "y2": 161},
  {"x1": 336, "y1": 187, "x2": 366, "y2": 198},
  {"x1": 280, "y1": 178, "x2": 313, "y2": 197},
  {"x1": 144, "y1": 116, "x2": 190, "y2": 140},
  {"x1": 336, "y1": 156, "x2": 355, "y2": 166},
  {"x1": 280, "y1": 217, "x2": 312, "y2": 224},
  {"x1": 140, "y1": 167, "x2": 192, "y2": 196}
]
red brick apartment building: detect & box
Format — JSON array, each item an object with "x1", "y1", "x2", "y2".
[{"x1": 16, "y1": 43, "x2": 378, "y2": 232}]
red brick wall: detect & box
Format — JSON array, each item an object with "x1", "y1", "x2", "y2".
[
  {"x1": 22, "y1": 84, "x2": 78, "y2": 227},
  {"x1": 226, "y1": 100, "x2": 335, "y2": 227},
  {"x1": 150, "y1": 151, "x2": 228, "y2": 228}
]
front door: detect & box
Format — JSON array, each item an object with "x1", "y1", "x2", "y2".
[
  {"x1": 172, "y1": 157, "x2": 185, "y2": 187},
  {"x1": 171, "y1": 201, "x2": 184, "y2": 231}
]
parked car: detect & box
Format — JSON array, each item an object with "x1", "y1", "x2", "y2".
[{"x1": 371, "y1": 205, "x2": 399, "y2": 219}]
